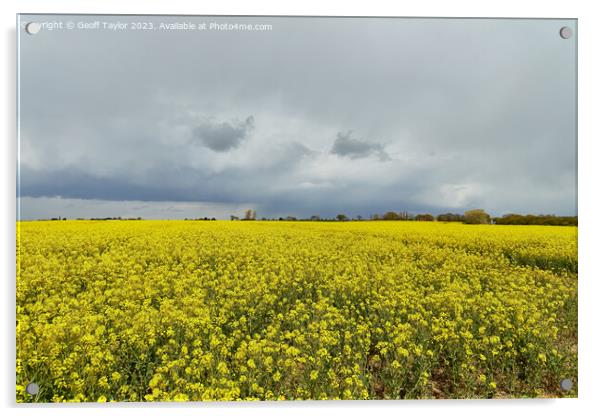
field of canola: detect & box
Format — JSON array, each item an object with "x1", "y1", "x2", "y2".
[{"x1": 16, "y1": 220, "x2": 577, "y2": 402}]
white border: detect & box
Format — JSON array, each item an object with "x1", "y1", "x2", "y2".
[{"x1": 2, "y1": 1, "x2": 601, "y2": 415}]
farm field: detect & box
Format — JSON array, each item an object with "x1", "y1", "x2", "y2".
[{"x1": 16, "y1": 220, "x2": 578, "y2": 402}]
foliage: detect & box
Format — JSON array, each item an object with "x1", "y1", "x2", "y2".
[
  {"x1": 382, "y1": 212, "x2": 400, "y2": 221},
  {"x1": 464, "y1": 209, "x2": 491, "y2": 225},
  {"x1": 494, "y1": 214, "x2": 577, "y2": 226},
  {"x1": 414, "y1": 214, "x2": 434, "y2": 222},
  {"x1": 17, "y1": 221, "x2": 577, "y2": 402},
  {"x1": 437, "y1": 213, "x2": 465, "y2": 223},
  {"x1": 244, "y1": 210, "x2": 257, "y2": 221}
]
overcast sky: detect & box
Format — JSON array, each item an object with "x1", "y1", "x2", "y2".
[{"x1": 17, "y1": 16, "x2": 577, "y2": 220}]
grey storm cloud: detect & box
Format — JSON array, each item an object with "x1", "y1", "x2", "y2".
[
  {"x1": 192, "y1": 116, "x2": 255, "y2": 152},
  {"x1": 17, "y1": 15, "x2": 576, "y2": 219},
  {"x1": 330, "y1": 131, "x2": 390, "y2": 161}
]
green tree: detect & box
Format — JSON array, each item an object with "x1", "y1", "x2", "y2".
[
  {"x1": 415, "y1": 213, "x2": 434, "y2": 221},
  {"x1": 437, "y1": 213, "x2": 464, "y2": 222},
  {"x1": 382, "y1": 211, "x2": 400, "y2": 221},
  {"x1": 464, "y1": 209, "x2": 491, "y2": 224}
]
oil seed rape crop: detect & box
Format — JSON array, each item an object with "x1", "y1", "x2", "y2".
[{"x1": 16, "y1": 220, "x2": 577, "y2": 402}]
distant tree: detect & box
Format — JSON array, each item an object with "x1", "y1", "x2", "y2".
[
  {"x1": 371, "y1": 214, "x2": 381, "y2": 220},
  {"x1": 493, "y1": 213, "x2": 577, "y2": 226},
  {"x1": 244, "y1": 209, "x2": 256, "y2": 220},
  {"x1": 336, "y1": 214, "x2": 348, "y2": 221},
  {"x1": 230, "y1": 215, "x2": 239, "y2": 221},
  {"x1": 382, "y1": 211, "x2": 400, "y2": 221},
  {"x1": 310, "y1": 215, "x2": 321, "y2": 221},
  {"x1": 415, "y1": 213, "x2": 434, "y2": 221},
  {"x1": 464, "y1": 209, "x2": 491, "y2": 224},
  {"x1": 399, "y1": 211, "x2": 411, "y2": 220},
  {"x1": 356, "y1": 215, "x2": 363, "y2": 221},
  {"x1": 286, "y1": 216, "x2": 297, "y2": 221},
  {"x1": 437, "y1": 213, "x2": 465, "y2": 222}
]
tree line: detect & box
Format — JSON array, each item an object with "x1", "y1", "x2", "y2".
[
  {"x1": 230, "y1": 209, "x2": 577, "y2": 226},
  {"x1": 41, "y1": 209, "x2": 576, "y2": 226},
  {"x1": 493, "y1": 213, "x2": 577, "y2": 226}
]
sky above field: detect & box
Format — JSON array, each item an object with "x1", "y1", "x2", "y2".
[{"x1": 18, "y1": 16, "x2": 577, "y2": 220}]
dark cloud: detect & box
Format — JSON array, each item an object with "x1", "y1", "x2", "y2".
[
  {"x1": 330, "y1": 131, "x2": 390, "y2": 161},
  {"x1": 19, "y1": 165, "x2": 262, "y2": 204},
  {"x1": 192, "y1": 116, "x2": 254, "y2": 152}
]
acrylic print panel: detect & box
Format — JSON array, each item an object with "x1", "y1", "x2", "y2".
[{"x1": 16, "y1": 15, "x2": 577, "y2": 402}]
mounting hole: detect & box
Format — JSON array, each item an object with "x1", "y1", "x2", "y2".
[
  {"x1": 560, "y1": 378, "x2": 573, "y2": 391},
  {"x1": 559, "y1": 26, "x2": 573, "y2": 39},
  {"x1": 25, "y1": 22, "x2": 41, "y2": 35},
  {"x1": 26, "y1": 382, "x2": 40, "y2": 395}
]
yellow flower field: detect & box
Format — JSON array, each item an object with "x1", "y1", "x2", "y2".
[{"x1": 16, "y1": 220, "x2": 577, "y2": 402}]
